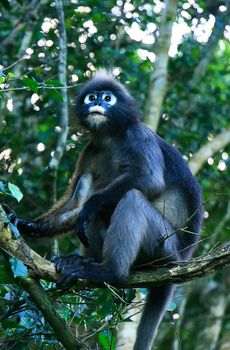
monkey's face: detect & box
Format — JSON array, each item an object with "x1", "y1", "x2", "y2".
[
  {"x1": 75, "y1": 74, "x2": 139, "y2": 134},
  {"x1": 81, "y1": 90, "x2": 117, "y2": 130}
]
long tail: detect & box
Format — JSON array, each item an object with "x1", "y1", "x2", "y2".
[{"x1": 133, "y1": 285, "x2": 175, "y2": 350}]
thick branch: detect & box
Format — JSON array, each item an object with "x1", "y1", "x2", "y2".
[
  {"x1": 0, "y1": 224, "x2": 56, "y2": 281},
  {"x1": 145, "y1": 0, "x2": 178, "y2": 131},
  {"x1": 188, "y1": 127, "x2": 230, "y2": 175},
  {"x1": 1, "y1": 213, "x2": 230, "y2": 289},
  {"x1": 20, "y1": 277, "x2": 82, "y2": 349}
]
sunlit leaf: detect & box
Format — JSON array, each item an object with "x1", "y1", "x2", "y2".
[
  {"x1": 7, "y1": 72, "x2": 15, "y2": 78},
  {"x1": 0, "y1": 181, "x2": 6, "y2": 193},
  {"x1": 167, "y1": 301, "x2": 177, "y2": 312},
  {"x1": 8, "y1": 182, "x2": 23, "y2": 202},
  {"x1": 98, "y1": 333, "x2": 110, "y2": 349},
  {"x1": 9, "y1": 257, "x2": 28, "y2": 278}
]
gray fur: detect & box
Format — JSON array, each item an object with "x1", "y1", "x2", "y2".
[{"x1": 12, "y1": 71, "x2": 203, "y2": 350}]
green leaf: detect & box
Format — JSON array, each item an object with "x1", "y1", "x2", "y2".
[
  {"x1": 125, "y1": 288, "x2": 136, "y2": 303},
  {"x1": 0, "y1": 181, "x2": 6, "y2": 193},
  {"x1": 9, "y1": 257, "x2": 28, "y2": 278},
  {"x1": 167, "y1": 301, "x2": 177, "y2": 312},
  {"x1": 8, "y1": 182, "x2": 23, "y2": 202},
  {"x1": 1, "y1": 0, "x2": 10, "y2": 10},
  {"x1": 0, "y1": 215, "x2": 9, "y2": 224},
  {"x1": 45, "y1": 79, "x2": 63, "y2": 87},
  {"x1": 22, "y1": 77, "x2": 39, "y2": 92},
  {"x1": 0, "y1": 264, "x2": 14, "y2": 283},
  {"x1": 2, "y1": 319, "x2": 25, "y2": 329},
  {"x1": 7, "y1": 72, "x2": 15, "y2": 78},
  {"x1": 0, "y1": 76, "x2": 5, "y2": 83},
  {"x1": 98, "y1": 332, "x2": 115, "y2": 350},
  {"x1": 47, "y1": 89, "x2": 63, "y2": 101},
  {"x1": 98, "y1": 333, "x2": 110, "y2": 349}
]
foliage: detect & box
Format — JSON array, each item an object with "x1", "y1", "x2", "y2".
[{"x1": 0, "y1": 0, "x2": 230, "y2": 349}]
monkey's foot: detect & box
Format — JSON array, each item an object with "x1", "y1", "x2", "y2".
[
  {"x1": 51, "y1": 254, "x2": 94, "y2": 272},
  {"x1": 53, "y1": 259, "x2": 116, "y2": 289}
]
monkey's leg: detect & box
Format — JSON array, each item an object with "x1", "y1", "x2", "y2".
[
  {"x1": 103, "y1": 189, "x2": 178, "y2": 350},
  {"x1": 55, "y1": 189, "x2": 180, "y2": 288}
]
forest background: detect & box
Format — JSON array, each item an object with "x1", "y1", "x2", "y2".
[{"x1": 0, "y1": 0, "x2": 230, "y2": 349}]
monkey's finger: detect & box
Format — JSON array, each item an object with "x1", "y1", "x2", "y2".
[
  {"x1": 56, "y1": 271, "x2": 79, "y2": 289},
  {"x1": 51, "y1": 256, "x2": 68, "y2": 273}
]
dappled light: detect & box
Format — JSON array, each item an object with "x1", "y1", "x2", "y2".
[{"x1": 0, "y1": 1, "x2": 230, "y2": 349}]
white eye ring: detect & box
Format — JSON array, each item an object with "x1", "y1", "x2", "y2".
[
  {"x1": 102, "y1": 92, "x2": 117, "y2": 106},
  {"x1": 84, "y1": 93, "x2": 97, "y2": 104}
]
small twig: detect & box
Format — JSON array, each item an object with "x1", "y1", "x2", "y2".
[
  {"x1": 1, "y1": 84, "x2": 79, "y2": 93},
  {"x1": 81, "y1": 321, "x2": 109, "y2": 342}
]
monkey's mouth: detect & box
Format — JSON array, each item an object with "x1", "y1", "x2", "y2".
[
  {"x1": 87, "y1": 106, "x2": 108, "y2": 127},
  {"x1": 87, "y1": 112, "x2": 107, "y2": 126}
]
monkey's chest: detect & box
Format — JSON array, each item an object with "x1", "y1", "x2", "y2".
[{"x1": 90, "y1": 153, "x2": 121, "y2": 190}]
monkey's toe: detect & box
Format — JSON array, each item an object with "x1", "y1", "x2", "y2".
[
  {"x1": 56, "y1": 267, "x2": 83, "y2": 289},
  {"x1": 51, "y1": 254, "x2": 83, "y2": 273}
]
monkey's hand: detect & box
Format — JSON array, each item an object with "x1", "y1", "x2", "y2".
[
  {"x1": 52, "y1": 256, "x2": 111, "y2": 288},
  {"x1": 2, "y1": 204, "x2": 41, "y2": 237}
]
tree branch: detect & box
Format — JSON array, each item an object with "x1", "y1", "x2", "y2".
[
  {"x1": 144, "y1": 0, "x2": 178, "y2": 131},
  {"x1": 1, "y1": 210, "x2": 230, "y2": 289},
  {"x1": 188, "y1": 127, "x2": 230, "y2": 175},
  {"x1": 176, "y1": 2, "x2": 230, "y2": 115},
  {"x1": 189, "y1": 3, "x2": 230, "y2": 90},
  {"x1": 20, "y1": 277, "x2": 82, "y2": 350},
  {"x1": 2, "y1": 0, "x2": 43, "y2": 48}
]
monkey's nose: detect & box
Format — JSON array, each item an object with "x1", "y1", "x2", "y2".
[{"x1": 93, "y1": 100, "x2": 101, "y2": 106}]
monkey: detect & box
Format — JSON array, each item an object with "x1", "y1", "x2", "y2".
[{"x1": 4, "y1": 69, "x2": 203, "y2": 350}]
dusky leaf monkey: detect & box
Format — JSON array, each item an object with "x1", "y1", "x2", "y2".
[{"x1": 4, "y1": 70, "x2": 203, "y2": 350}]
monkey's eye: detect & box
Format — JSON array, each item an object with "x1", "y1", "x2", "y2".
[
  {"x1": 102, "y1": 92, "x2": 117, "y2": 106},
  {"x1": 84, "y1": 93, "x2": 97, "y2": 104}
]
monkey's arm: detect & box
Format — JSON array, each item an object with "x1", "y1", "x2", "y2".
[
  {"x1": 6, "y1": 174, "x2": 92, "y2": 242},
  {"x1": 76, "y1": 171, "x2": 164, "y2": 243}
]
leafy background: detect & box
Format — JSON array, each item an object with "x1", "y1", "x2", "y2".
[{"x1": 0, "y1": 0, "x2": 230, "y2": 349}]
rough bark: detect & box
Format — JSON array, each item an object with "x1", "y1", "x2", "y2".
[
  {"x1": 1, "y1": 212, "x2": 230, "y2": 289},
  {"x1": 145, "y1": 0, "x2": 178, "y2": 131},
  {"x1": 188, "y1": 127, "x2": 230, "y2": 175}
]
